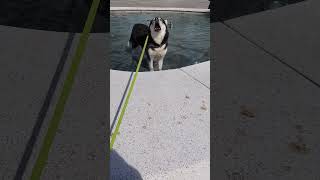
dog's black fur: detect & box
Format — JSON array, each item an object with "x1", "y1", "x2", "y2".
[{"x1": 129, "y1": 18, "x2": 169, "y2": 70}]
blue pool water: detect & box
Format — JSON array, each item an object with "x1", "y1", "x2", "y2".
[{"x1": 111, "y1": 11, "x2": 210, "y2": 71}]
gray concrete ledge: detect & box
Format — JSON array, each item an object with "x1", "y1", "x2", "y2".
[
  {"x1": 111, "y1": 0, "x2": 209, "y2": 9},
  {"x1": 111, "y1": 7, "x2": 209, "y2": 13}
]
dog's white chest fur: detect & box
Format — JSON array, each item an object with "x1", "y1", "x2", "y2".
[{"x1": 148, "y1": 44, "x2": 167, "y2": 62}]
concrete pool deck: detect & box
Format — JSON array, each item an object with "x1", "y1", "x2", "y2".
[
  {"x1": 214, "y1": 0, "x2": 320, "y2": 179},
  {"x1": 0, "y1": 26, "x2": 108, "y2": 179},
  {"x1": 110, "y1": 62, "x2": 210, "y2": 179}
]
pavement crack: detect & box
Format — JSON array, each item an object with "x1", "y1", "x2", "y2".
[
  {"x1": 222, "y1": 21, "x2": 320, "y2": 89},
  {"x1": 179, "y1": 68, "x2": 210, "y2": 89}
]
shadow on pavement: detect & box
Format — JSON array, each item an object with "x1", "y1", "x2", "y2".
[
  {"x1": 212, "y1": 0, "x2": 305, "y2": 22},
  {"x1": 110, "y1": 70, "x2": 134, "y2": 133},
  {"x1": 110, "y1": 150, "x2": 143, "y2": 180},
  {"x1": 0, "y1": 0, "x2": 109, "y2": 32}
]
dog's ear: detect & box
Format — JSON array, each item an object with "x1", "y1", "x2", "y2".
[{"x1": 164, "y1": 19, "x2": 168, "y2": 25}]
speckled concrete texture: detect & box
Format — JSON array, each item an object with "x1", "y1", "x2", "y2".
[
  {"x1": 110, "y1": 62, "x2": 210, "y2": 179},
  {"x1": 0, "y1": 26, "x2": 69, "y2": 179},
  {"x1": 225, "y1": 0, "x2": 320, "y2": 84},
  {"x1": 213, "y1": 21, "x2": 320, "y2": 179},
  {"x1": 38, "y1": 34, "x2": 109, "y2": 180}
]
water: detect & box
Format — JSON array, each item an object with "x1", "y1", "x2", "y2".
[{"x1": 111, "y1": 11, "x2": 210, "y2": 71}]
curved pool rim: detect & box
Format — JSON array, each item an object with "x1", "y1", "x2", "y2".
[
  {"x1": 110, "y1": 7, "x2": 210, "y2": 13},
  {"x1": 111, "y1": 7, "x2": 210, "y2": 72}
]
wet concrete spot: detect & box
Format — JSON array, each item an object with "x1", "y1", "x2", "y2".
[
  {"x1": 295, "y1": 124, "x2": 306, "y2": 134},
  {"x1": 224, "y1": 148, "x2": 233, "y2": 157},
  {"x1": 181, "y1": 115, "x2": 187, "y2": 119},
  {"x1": 225, "y1": 169, "x2": 247, "y2": 180},
  {"x1": 87, "y1": 152, "x2": 96, "y2": 160},
  {"x1": 185, "y1": 95, "x2": 190, "y2": 99},
  {"x1": 142, "y1": 125, "x2": 147, "y2": 129},
  {"x1": 57, "y1": 128, "x2": 63, "y2": 134},
  {"x1": 148, "y1": 117, "x2": 152, "y2": 120},
  {"x1": 235, "y1": 128, "x2": 247, "y2": 136},
  {"x1": 240, "y1": 105, "x2": 255, "y2": 118},
  {"x1": 147, "y1": 102, "x2": 151, "y2": 106},
  {"x1": 281, "y1": 165, "x2": 292, "y2": 172},
  {"x1": 288, "y1": 141, "x2": 309, "y2": 154},
  {"x1": 177, "y1": 121, "x2": 182, "y2": 125}
]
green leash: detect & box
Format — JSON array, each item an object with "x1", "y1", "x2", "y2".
[
  {"x1": 29, "y1": 0, "x2": 100, "y2": 179},
  {"x1": 110, "y1": 35, "x2": 149, "y2": 150}
]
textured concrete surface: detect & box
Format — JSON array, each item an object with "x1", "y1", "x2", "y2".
[
  {"x1": 0, "y1": 25, "x2": 68, "y2": 179},
  {"x1": 213, "y1": 20, "x2": 320, "y2": 180},
  {"x1": 38, "y1": 34, "x2": 108, "y2": 180},
  {"x1": 145, "y1": 160, "x2": 210, "y2": 180},
  {"x1": 19, "y1": 34, "x2": 109, "y2": 180},
  {"x1": 111, "y1": 0, "x2": 209, "y2": 9},
  {"x1": 214, "y1": 2, "x2": 320, "y2": 178},
  {"x1": 0, "y1": 26, "x2": 108, "y2": 179},
  {"x1": 180, "y1": 62, "x2": 210, "y2": 88},
  {"x1": 225, "y1": 0, "x2": 320, "y2": 85},
  {"x1": 110, "y1": 62, "x2": 210, "y2": 179}
]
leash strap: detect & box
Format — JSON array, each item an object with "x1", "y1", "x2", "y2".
[
  {"x1": 110, "y1": 35, "x2": 149, "y2": 150},
  {"x1": 29, "y1": 0, "x2": 100, "y2": 179}
]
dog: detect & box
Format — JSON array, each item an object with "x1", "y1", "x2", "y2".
[{"x1": 128, "y1": 17, "x2": 169, "y2": 71}]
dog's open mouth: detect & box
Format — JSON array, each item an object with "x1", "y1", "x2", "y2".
[{"x1": 154, "y1": 23, "x2": 161, "y2": 32}]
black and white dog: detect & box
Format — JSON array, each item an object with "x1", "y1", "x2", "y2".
[{"x1": 128, "y1": 17, "x2": 169, "y2": 71}]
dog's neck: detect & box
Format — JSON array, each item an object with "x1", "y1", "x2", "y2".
[{"x1": 150, "y1": 30, "x2": 166, "y2": 45}]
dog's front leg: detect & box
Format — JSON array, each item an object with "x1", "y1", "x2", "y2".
[
  {"x1": 158, "y1": 49, "x2": 167, "y2": 71},
  {"x1": 158, "y1": 58, "x2": 164, "y2": 71},
  {"x1": 148, "y1": 59, "x2": 154, "y2": 71},
  {"x1": 147, "y1": 49, "x2": 154, "y2": 71}
]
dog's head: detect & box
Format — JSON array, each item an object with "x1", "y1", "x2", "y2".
[{"x1": 149, "y1": 17, "x2": 168, "y2": 33}]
